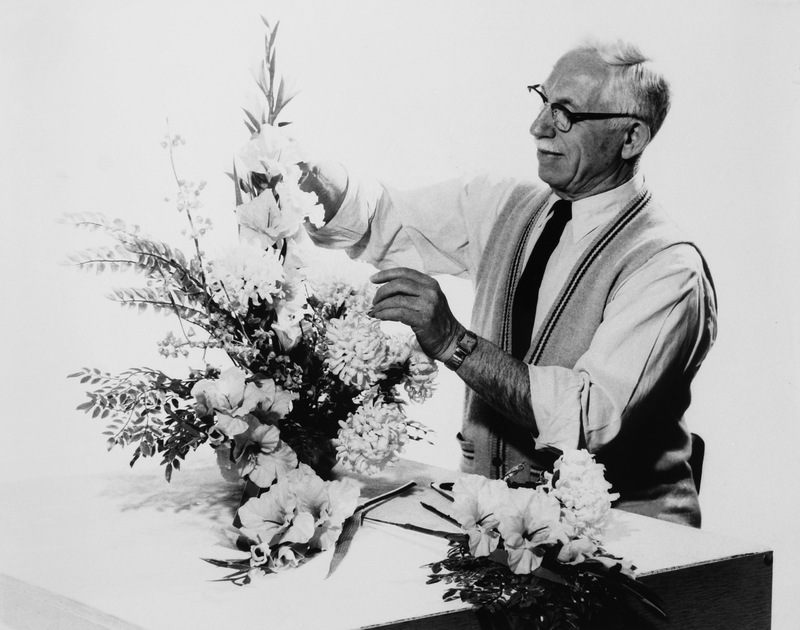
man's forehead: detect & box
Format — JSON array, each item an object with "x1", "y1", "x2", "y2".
[{"x1": 543, "y1": 50, "x2": 609, "y2": 106}]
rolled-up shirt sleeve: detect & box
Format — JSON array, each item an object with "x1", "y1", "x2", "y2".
[
  {"x1": 307, "y1": 171, "x2": 521, "y2": 279},
  {"x1": 530, "y1": 245, "x2": 717, "y2": 452}
]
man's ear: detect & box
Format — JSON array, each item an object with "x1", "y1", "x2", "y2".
[{"x1": 620, "y1": 120, "x2": 651, "y2": 160}]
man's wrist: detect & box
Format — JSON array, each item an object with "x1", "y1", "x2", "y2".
[{"x1": 441, "y1": 328, "x2": 479, "y2": 371}]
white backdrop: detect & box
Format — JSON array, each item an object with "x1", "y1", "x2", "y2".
[{"x1": 2, "y1": 1, "x2": 798, "y2": 627}]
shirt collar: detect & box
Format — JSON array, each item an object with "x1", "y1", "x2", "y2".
[{"x1": 550, "y1": 173, "x2": 645, "y2": 243}]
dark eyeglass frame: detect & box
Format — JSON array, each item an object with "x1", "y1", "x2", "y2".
[{"x1": 527, "y1": 84, "x2": 641, "y2": 132}]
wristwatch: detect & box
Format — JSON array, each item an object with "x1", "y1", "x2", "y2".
[{"x1": 444, "y1": 329, "x2": 478, "y2": 371}]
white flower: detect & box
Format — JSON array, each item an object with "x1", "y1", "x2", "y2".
[
  {"x1": 276, "y1": 174, "x2": 324, "y2": 229},
  {"x1": 324, "y1": 312, "x2": 389, "y2": 389},
  {"x1": 238, "y1": 471, "x2": 301, "y2": 545},
  {"x1": 214, "y1": 418, "x2": 299, "y2": 488},
  {"x1": 334, "y1": 398, "x2": 408, "y2": 475},
  {"x1": 238, "y1": 124, "x2": 307, "y2": 175},
  {"x1": 191, "y1": 367, "x2": 288, "y2": 438},
  {"x1": 556, "y1": 536, "x2": 599, "y2": 565},
  {"x1": 273, "y1": 296, "x2": 309, "y2": 351},
  {"x1": 546, "y1": 449, "x2": 619, "y2": 542},
  {"x1": 236, "y1": 190, "x2": 302, "y2": 248},
  {"x1": 308, "y1": 273, "x2": 374, "y2": 315},
  {"x1": 403, "y1": 344, "x2": 438, "y2": 403},
  {"x1": 384, "y1": 334, "x2": 413, "y2": 366},
  {"x1": 237, "y1": 464, "x2": 360, "y2": 567},
  {"x1": 450, "y1": 475, "x2": 511, "y2": 557},
  {"x1": 248, "y1": 442, "x2": 300, "y2": 488},
  {"x1": 497, "y1": 487, "x2": 567, "y2": 574},
  {"x1": 206, "y1": 244, "x2": 285, "y2": 316}
]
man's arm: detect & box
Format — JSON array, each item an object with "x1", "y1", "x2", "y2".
[
  {"x1": 299, "y1": 161, "x2": 349, "y2": 224},
  {"x1": 370, "y1": 267, "x2": 538, "y2": 430},
  {"x1": 370, "y1": 247, "x2": 716, "y2": 451},
  {"x1": 303, "y1": 165, "x2": 525, "y2": 278},
  {"x1": 529, "y1": 245, "x2": 716, "y2": 452}
]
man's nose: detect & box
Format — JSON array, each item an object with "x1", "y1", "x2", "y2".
[{"x1": 530, "y1": 107, "x2": 555, "y2": 139}]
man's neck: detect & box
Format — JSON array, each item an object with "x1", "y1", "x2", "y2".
[{"x1": 555, "y1": 161, "x2": 639, "y2": 202}]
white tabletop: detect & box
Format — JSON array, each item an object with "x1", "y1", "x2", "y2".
[{"x1": 0, "y1": 458, "x2": 769, "y2": 630}]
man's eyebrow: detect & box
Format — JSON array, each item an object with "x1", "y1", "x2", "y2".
[{"x1": 540, "y1": 85, "x2": 577, "y2": 108}]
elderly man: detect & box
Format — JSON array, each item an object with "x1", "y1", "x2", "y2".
[{"x1": 302, "y1": 40, "x2": 717, "y2": 527}]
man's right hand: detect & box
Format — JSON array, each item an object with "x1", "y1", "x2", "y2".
[{"x1": 298, "y1": 161, "x2": 349, "y2": 224}]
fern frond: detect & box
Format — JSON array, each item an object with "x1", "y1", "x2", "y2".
[
  {"x1": 62, "y1": 212, "x2": 140, "y2": 236},
  {"x1": 108, "y1": 286, "x2": 209, "y2": 321},
  {"x1": 64, "y1": 248, "x2": 137, "y2": 273}
]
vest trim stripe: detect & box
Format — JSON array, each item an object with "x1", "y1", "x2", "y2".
[
  {"x1": 530, "y1": 189, "x2": 652, "y2": 364},
  {"x1": 500, "y1": 195, "x2": 551, "y2": 354}
]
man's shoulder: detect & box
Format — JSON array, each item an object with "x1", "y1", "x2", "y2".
[{"x1": 463, "y1": 172, "x2": 546, "y2": 201}]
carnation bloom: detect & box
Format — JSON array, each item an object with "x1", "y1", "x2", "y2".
[
  {"x1": 334, "y1": 398, "x2": 408, "y2": 475},
  {"x1": 450, "y1": 474, "x2": 511, "y2": 557},
  {"x1": 206, "y1": 244, "x2": 286, "y2": 316},
  {"x1": 324, "y1": 312, "x2": 389, "y2": 389},
  {"x1": 546, "y1": 450, "x2": 619, "y2": 542},
  {"x1": 497, "y1": 487, "x2": 567, "y2": 574}
]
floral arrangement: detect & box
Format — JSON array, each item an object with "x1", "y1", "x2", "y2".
[
  {"x1": 419, "y1": 450, "x2": 663, "y2": 629},
  {"x1": 66, "y1": 19, "x2": 437, "y2": 572}
]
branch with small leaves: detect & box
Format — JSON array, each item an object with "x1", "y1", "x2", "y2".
[{"x1": 69, "y1": 367, "x2": 215, "y2": 480}]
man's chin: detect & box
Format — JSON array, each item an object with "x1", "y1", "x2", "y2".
[{"x1": 537, "y1": 164, "x2": 565, "y2": 190}]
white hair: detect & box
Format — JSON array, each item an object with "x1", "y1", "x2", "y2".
[{"x1": 575, "y1": 39, "x2": 671, "y2": 139}]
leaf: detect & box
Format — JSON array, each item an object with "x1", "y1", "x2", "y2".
[
  {"x1": 242, "y1": 108, "x2": 261, "y2": 133},
  {"x1": 232, "y1": 162, "x2": 244, "y2": 207},
  {"x1": 270, "y1": 21, "x2": 280, "y2": 49},
  {"x1": 325, "y1": 512, "x2": 361, "y2": 579},
  {"x1": 326, "y1": 481, "x2": 416, "y2": 578}
]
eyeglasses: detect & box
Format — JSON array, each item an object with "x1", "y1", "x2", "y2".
[{"x1": 527, "y1": 84, "x2": 640, "y2": 133}]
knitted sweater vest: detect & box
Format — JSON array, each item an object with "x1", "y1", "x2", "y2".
[{"x1": 461, "y1": 183, "x2": 709, "y2": 525}]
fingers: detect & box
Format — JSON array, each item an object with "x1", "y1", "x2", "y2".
[
  {"x1": 371, "y1": 268, "x2": 438, "y2": 304},
  {"x1": 370, "y1": 294, "x2": 429, "y2": 328},
  {"x1": 370, "y1": 267, "x2": 435, "y2": 286},
  {"x1": 367, "y1": 267, "x2": 459, "y2": 358}
]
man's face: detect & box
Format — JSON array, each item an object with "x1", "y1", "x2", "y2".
[{"x1": 531, "y1": 51, "x2": 629, "y2": 200}]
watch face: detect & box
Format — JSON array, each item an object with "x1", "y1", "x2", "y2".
[{"x1": 446, "y1": 331, "x2": 476, "y2": 370}]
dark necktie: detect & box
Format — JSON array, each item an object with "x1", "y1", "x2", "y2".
[{"x1": 511, "y1": 199, "x2": 572, "y2": 359}]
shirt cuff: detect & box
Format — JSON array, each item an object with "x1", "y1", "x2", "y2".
[
  {"x1": 528, "y1": 364, "x2": 585, "y2": 451},
  {"x1": 307, "y1": 169, "x2": 384, "y2": 248}
]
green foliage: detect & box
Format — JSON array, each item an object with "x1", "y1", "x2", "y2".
[
  {"x1": 242, "y1": 17, "x2": 298, "y2": 132},
  {"x1": 427, "y1": 540, "x2": 624, "y2": 630},
  {"x1": 69, "y1": 366, "x2": 216, "y2": 481}
]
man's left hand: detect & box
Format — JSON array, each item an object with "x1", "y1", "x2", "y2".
[{"x1": 370, "y1": 267, "x2": 463, "y2": 359}]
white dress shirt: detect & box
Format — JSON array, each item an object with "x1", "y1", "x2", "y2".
[{"x1": 309, "y1": 172, "x2": 717, "y2": 454}]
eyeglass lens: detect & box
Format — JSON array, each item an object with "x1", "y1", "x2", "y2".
[{"x1": 531, "y1": 85, "x2": 572, "y2": 132}]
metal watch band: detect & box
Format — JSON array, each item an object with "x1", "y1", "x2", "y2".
[{"x1": 444, "y1": 330, "x2": 478, "y2": 371}]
